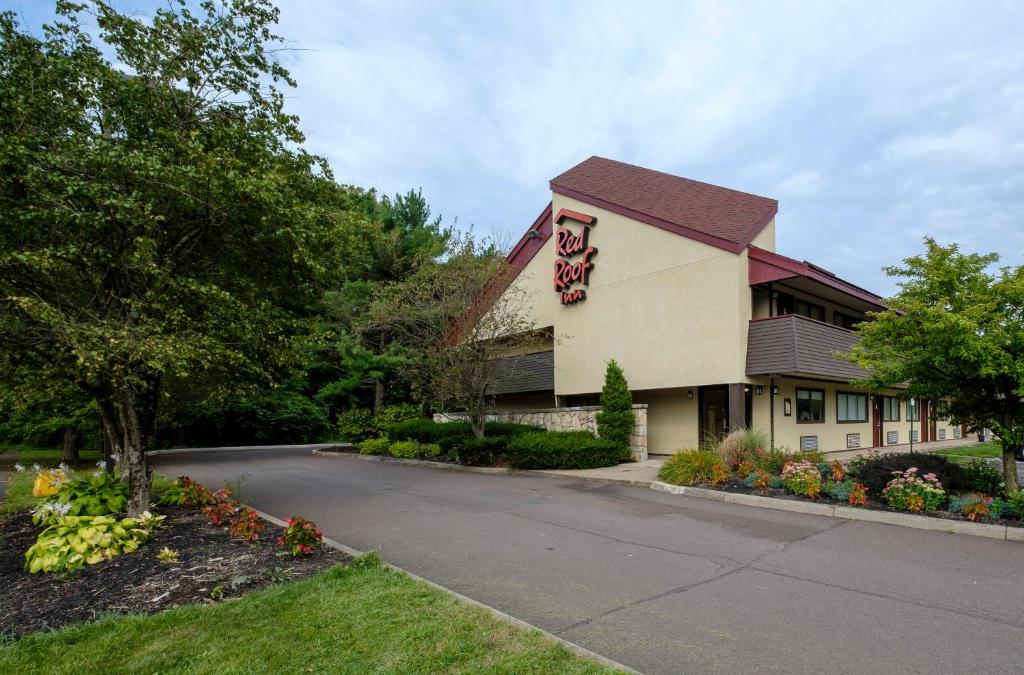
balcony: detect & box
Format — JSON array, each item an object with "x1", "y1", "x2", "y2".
[{"x1": 746, "y1": 314, "x2": 869, "y2": 381}]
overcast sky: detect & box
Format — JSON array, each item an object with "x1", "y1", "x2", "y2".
[{"x1": 9, "y1": 0, "x2": 1024, "y2": 295}]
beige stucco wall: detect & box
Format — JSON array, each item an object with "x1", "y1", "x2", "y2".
[
  {"x1": 550, "y1": 194, "x2": 749, "y2": 395},
  {"x1": 749, "y1": 218, "x2": 776, "y2": 251},
  {"x1": 633, "y1": 388, "x2": 700, "y2": 454},
  {"x1": 504, "y1": 235, "x2": 557, "y2": 331}
]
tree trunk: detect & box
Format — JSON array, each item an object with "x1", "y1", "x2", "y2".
[
  {"x1": 115, "y1": 389, "x2": 151, "y2": 517},
  {"x1": 1003, "y1": 444, "x2": 1021, "y2": 495},
  {"x1": 97, "y1": 399, "x2": 122, "y2": 475},
  {"x1": 373, "y1": 378, "x2": 385, "y2": 416},
  {"x1": 61, "y1": 425, "x2": 81, "y2": 464}
]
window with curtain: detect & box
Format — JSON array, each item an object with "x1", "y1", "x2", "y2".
[{"x1": 836, "y1": 392, "x2": 868, "y2": 422}]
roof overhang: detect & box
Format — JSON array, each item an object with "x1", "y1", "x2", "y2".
[{"x1": 748, "y1": 245, "x2": 888, "y2": 311}]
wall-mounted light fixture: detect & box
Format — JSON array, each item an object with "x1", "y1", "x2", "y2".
[
  {"x1": 687, "y1": 390, "x2": 694, "y2": 400},
  {"x1": 527, "y1": 229, "x2": 540, "y2": 240},
  {"x1": 755, "y1": 385, "x2": 764, "y2": 395},
  {"x1": 771, "y1": 385, "x2": 779, "y2": 396}
]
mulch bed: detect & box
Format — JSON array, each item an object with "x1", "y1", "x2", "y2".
[
  {"x1": 700, "y1": 478, "x2": 1024, "y2": 528},
  {"x1": 0, "y1": 506, "x2": 350, "y2": 637}
]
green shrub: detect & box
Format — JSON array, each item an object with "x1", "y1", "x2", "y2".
[
  {"x1": 376, "y1": 404, "x2": 424, "y2": 430},
  {"x1": 482, "y1": 422, "x2": 544, "y2": 437},
  {"x1": 948, "y1": 493, "x2": 1007, "y2": 521},
  {"x1": 781, "y1": 461, "x2": 822, "y2": 498},
  {"x1": 507, "y1": 431, "x2": 626, "y2": 470},
  {"x1": 856, "y1": 452, "x2": 968, "y2": 496},
  {"x1": 25, "y1": 512, "x2": 164, "y2": 574},
  {"x1": 657, "y1": 450, "x2": 729, "y2": 486},
  {"x1": 1010, "y1": 492, "x2": 1024, "y2": 518},
  {"x1": 595, "y1": 360, "x2": 634, "y2": 450},
  {"x1": 881, "y1": 468, "x2": 945, "y2": 512},
  {"x1": 388, "y1": 440, "x2": 421, "y2": 459},
  {"x1": 336, "y1": 408, "x2": 376, "y2": 442},
  {"x1": 386, "y1": 419, "x2": 473, "y2": 448},
  {"x1": 791, "y1": 450, "x2": 826, "y2": 464},
  {"x1": 53, "y1": 473, "x2": 129, "y2": 517},
  {"x1": 359, "y1": 437, "x2": 390, "y2": 455},
  {"x1": 826, "y1": 479, "x2": 855, "y2": 501},
  {"x1": 420, "y1": 443, "x2": 442, "y2": 458},
  {"x1": 963, "y1": 460, "x2": 1004, "y2": 496},
  {"x1": 451, "y1": 436, "x2": 507, "y2": 466},
  {"x1": 768, "y1": 475, "x2": 785, "y2": 489}
]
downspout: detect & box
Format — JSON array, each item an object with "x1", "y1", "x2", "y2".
[{"x1": 769, "y1": 376, "x2": 776, "y2": 450}]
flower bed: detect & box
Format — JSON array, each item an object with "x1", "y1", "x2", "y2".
[
  {"x1": 0, "y1": 504, "x2": 348, "y2": 637},
  {"x1": 657, "y1": 432, "x2": 1024, "y2": 529}
]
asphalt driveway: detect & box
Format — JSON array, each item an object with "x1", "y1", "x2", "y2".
[{"x1": 154, "y1": 448, "x2": 1024, "y2": 674}]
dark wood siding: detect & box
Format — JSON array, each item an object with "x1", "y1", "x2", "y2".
[
  {"x1": 490, "y1": 351, "x2": 554, "y2": 395},
  {"x1": 746, "y1": 315, "x2": 869, "y2": 381}
]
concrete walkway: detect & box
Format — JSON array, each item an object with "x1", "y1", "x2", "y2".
[{"x1": 155, "y1": 447, "x2": 1024, "y2": 675}]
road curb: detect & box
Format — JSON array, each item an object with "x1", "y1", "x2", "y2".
[
  {"x1": 312, "y1": 449, "x2": 653, "y2": 487},
  {"x1": 150, "y1": 443, "x2": 353, "y2": 457},
  {"x1": 651, "y1": 482, "x2": 1023, "y2": 543},
  {"x1": 311, "y1": 449, "x2": 512, "y2": 475},
  {"x1": 246, "y1": 506, "x2": 639, "y2": 675}
]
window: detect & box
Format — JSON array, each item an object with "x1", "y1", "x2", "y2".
[
  {"x1": 795, "y1": 299, "x2": 824, "y2": 321},
  {"x1": 796, "y1": 388, "x2": 824, "y2": 423},
  {"x1": 833, "y1": 311, "x2": 862, "y2": 330},
  {"x1": 907, "y1": 398, "x2": 919, "y2": 422},
  {"x1": 775, "y1": 292, "x2": 824, "y2": 321},
  {"x1": 882, "y1": 396, "x2": 900, "y2": 421},
  {"x1": 836, "y1": 392, "x2": 868, "y2": 422}
]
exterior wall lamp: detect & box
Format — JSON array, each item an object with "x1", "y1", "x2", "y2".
[
  {"x1": 687, "y1": 390, "x2": 694, "y2": 400},
  {"x1": 755, "y1": 385, "x2": 764, "y2": 395},
  {"x1": 771, "y1": 385, "x2": 779, "y2": 395}
]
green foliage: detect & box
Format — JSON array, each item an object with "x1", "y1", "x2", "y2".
[
  {"x1": 595, "y1": 360, "x2": 634, "y2": 450},
  {"x1": 336, "y1": 409, "x2": 376, "y2": 442},
  {"x1": 657, "y1": 450, "x2": 729, "y2": 486},
  {"x1": 278, "y1": 516, "x2": 322, "y2": 557},
  {"x1": 791, "y1": 450, "x2": 826, "y2": 464},
  {"x1": 359, "y1": 437, "x2": 390, "y2": 456},
  {"x1": 25, "y1": 512, "x2": 164, "y2": 574},
  {"x1": 845, "y1": 238, "x2": 1024, "y2": 493},
  {"x1": 386, "y1": 419, "x2": 473, "y2": 447},
  {"x1": 388, "y1": 440, "x2": 422, "y2": 459},
  {"x1": 420, "y1": 443, "x2": 442, "y2": 458},
  {"x1": 507, "y1": 431, "x2": 627, "y2": 470},
  {"x1": 166, "y1": 389, "x2": 329, "y2": 447},
  {"x1": 53, "y1": 473, "x2": 129, "y2": 517},
  {"x1": 826, "y1": 479, "x2": 856, "y2": 501},
  {"x1": 781, "y1": 461, "x2": 822, "y2": 498},
  {"x1": 854, "y1": 452, "x2": 968, "y2": 496},
  {"x1": 450, "y1": 436, "x2": 506, "y2": 466},
  {"x1": 768, "y1": 475, "x2": 785, "y2": 489},
  {"x1": 881, "y1": 468, "x2": 946, "y2": 512},
  {"x1": 962, "y1": 460, "x2": 1005, "y2": 496}
]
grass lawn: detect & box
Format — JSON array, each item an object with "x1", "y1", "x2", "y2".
[
  {"x1": 933, "y1": 441, "x2": 1002, "y2": 463},
  {"x1": 0, "y1": 555, "x2": 617, "y2": 674},
  {"x1": 0, "y1": 444, "x2": 102, "y2": 465},
  {"x1": 0, "y1": 471, "x2": 40, "y2": 516}
]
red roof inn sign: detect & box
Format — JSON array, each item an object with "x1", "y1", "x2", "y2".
[{"x1": 552, "y1": 208, "x2": 598, "y2": 305}]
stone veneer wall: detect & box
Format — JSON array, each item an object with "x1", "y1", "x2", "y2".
[{"x1": 434, "y1": 404, "x2": 648, "y2": 462}]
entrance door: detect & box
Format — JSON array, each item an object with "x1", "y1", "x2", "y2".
[
  {"x1": 872, "y1": 395, "x2": 883, "y2": 447},
  {"x1": 699, "y1": 386, "x2": 729, "y2": 447},
  {"x1": 920, "y1": 400, "x2": 930, "y2": 442}
]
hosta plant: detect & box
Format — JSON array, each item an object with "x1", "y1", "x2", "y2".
[
  {"x1": 53, "y1": 473, "x2": 129, "y2": 517},
  {"x1": 882, "y1": 468, "x2": 945, "y2": 512},
  {"x1": 228, "y1": 508, "x2": 265, "y2": 543},
  {"x1": 782, "y1": 461, "x2": 822, "y2": 498},
  {"x1": 278, "y1": 516, "x2": 323, "y2": 557},
  {"x1": 25, "y1": 512, "x2": 164, "y2": 574},
  {"x1": 158, "y1": 547, "x2": 180, "y2": 563}
]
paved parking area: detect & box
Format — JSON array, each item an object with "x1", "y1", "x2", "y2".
[{"x1": 155, "y1": 448, "x2": 1024, "y2": 675}]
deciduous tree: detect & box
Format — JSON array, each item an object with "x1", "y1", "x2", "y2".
[{"x1": 846, "y1": 238, "x2": 1024, "y2": 494}]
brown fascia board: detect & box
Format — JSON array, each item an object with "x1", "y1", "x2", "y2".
[{"x1": 550, "y1": 183, "x2": 778, "y2": 255}]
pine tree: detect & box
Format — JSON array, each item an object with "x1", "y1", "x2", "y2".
[{"x1": 596, "y1": 360, "x2": 635, "y2": 457}]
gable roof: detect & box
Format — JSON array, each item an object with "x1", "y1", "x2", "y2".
[{"x1": 550, "y1": 156, "x2": 778, "y2": 253}]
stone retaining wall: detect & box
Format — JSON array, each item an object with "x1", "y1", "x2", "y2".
[{"x1": 434, "y1": 404, "x2": 648, "y2": 462}]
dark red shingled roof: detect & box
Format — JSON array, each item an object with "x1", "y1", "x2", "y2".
[{"x1": 550, "y1": 156, "x2": 778, "y2": 253}]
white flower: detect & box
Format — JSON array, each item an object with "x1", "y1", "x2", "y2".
[
  {"x1": 96, "y1": 460, "x2": 107, "y2": 469},
  {"x1": 110, "y1": 453, "x2": 120, "y2": 462},
  {"x1": 32, "y1": 463, "x2": 41, "y2": 472},
  {"x1": 58, "y1": 462, "x2": 70, "y2": 473},
  {"x1": 14, "y1": 463, "x2": 25, "y2": 472}
]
